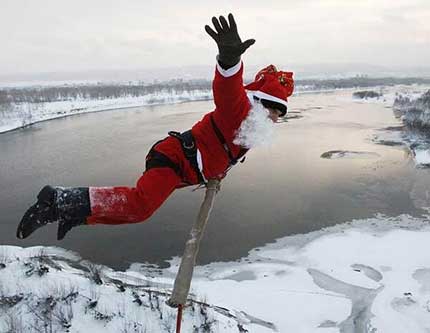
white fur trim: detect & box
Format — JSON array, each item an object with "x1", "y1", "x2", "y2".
[
  {"x1": 247, "y1": 92, "x2": 256, "y2": 107},
  {"x1": 247, "y1": 90, "x2": 288, "y2": 108},
  {"x1": 216, "y1": 56, "x2": 242, "y2": 77},
  {"x1": 196, "y1": 149, "x2": 207, "y2": 182}
]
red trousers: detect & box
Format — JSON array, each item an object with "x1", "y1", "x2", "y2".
[{"x1": 86, "y1": 137, "x2": 200, "y2": 225}]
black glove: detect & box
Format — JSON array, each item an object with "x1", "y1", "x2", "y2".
[{"x1": 205, "y1": 13, "x2": 255, "y2": 70}]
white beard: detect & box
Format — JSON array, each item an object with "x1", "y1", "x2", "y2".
[{"x1": 233, "y1": 101, "x2": 277, "y2": 149}]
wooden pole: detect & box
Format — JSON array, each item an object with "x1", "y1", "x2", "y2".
[{"x1": 167, "y1": 179, "x2": 221, "y2": 309}]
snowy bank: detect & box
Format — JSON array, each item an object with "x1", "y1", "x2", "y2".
[
  {"x1": 0, "y1": 246, "x2": 257, "y2": 332},
  {"x1": 2, "y1": 77, "x2": 430, "y2": 134},
  {"x1": 0, "y1": 90, "x2": 212, "y2": 134},
  {"x1": 372, "y1": 88, "x2": 430, "y2": 167},
  {"x1": 162, "y1": 214, "x2": 430, "y2": 333},
  {"x1": 394, "y1": 90, "x2": 430, "y2": 130},
  {"x1": 350, "y1": 85, "x2": 430, "y2": 167},
  {"x1": 2, "y1": 214, "x2": 430, "y2": 332}
]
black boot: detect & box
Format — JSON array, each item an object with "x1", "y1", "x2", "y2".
[{"x1": 17, "y1": 185, "x2": 91, "y2": 240}]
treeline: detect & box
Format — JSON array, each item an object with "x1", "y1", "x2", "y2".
[
  {"x1": 0, "y1": 79, "x2": 210, "y2": 105},
  {"x1": 393, "y1": 90, "x2": 430, "y2": 129},
  {"x1": 298, "y1": 77, "x2": 430, "y2": 90},
  {"x1": 1, "y1": 77, "x2": 430, "y2": 106}
]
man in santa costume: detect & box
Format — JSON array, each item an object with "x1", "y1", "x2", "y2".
[{"x1": 17, "y1": 14, "x2": 294, "y2": 241}]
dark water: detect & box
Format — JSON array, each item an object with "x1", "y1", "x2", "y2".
[{"x1": 1, "y1": 91, "x2": 428, "y2": 270}]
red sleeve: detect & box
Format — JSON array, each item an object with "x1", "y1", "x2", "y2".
[{"x1": 212, "y1": 61, "x2": 250, "y2": 128}]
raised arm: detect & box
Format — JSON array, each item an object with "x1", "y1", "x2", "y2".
[{"x1": 205, "y1": 14, "x2": 256, "y2": 122}]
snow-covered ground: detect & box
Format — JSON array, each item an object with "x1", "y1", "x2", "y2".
[
  {"x1": 2, "y1": 214, "x2": 430, "y2": 332},
  {"x1": 349, "y1": 85, "x2": 430, "y2": 167},
  {"x1": 0, "y1": 90, "x2": 212, "y2": 134},
  {"x1": 1, "y1": 81, "x2": 423, "y2": 135},
  {"x1": 0, "y1": 85, "x2": 337, "y2": 135},
  {"x1": 350, "y1": 84, "x2": 428, "y2": 106}
]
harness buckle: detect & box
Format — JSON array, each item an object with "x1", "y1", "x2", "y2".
[{"x1": 183, "y1": 141, "x2": 195, "y2": 150}]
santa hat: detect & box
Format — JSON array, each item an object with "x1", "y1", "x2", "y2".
[{"x1": 245, "y1": 65, "x2": 294, "y2": 116}]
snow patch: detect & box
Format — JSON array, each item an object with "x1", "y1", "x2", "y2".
[
  {"x1": 320, "y1": 150, "x2": 380, "y2": 159},
  {"x1": 0, "y1": 90, "x2": 212, "y2": 134},
  {"x1": 3, "y1": 214, "x2": 430, "y2": 331}
]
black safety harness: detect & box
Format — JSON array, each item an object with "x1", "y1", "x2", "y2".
[
  {"x1": 168, "y1": 130, "x2": 206, "y2": 184},
  {"x1": 145, "y1": 114, "x2": 248, "y2": 185},
  {"x1": 209, "y1": 114, "x2": 248, "y2": 166}
]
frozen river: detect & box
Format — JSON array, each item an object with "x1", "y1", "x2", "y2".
[{"x1": 0, "y1": 89, "x2": 428, "y2": 270}]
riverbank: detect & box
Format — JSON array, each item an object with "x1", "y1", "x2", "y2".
[
  {"x1": 2, "y1": 78, "x2": 429, "y2": 134},
  {"x1": 2, "y1": 214, "x2": 430, "y2": 332}
]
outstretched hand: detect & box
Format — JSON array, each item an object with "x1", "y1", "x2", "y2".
[{"x1": 205, "y1": 14, "x2": 255, "y2": 69}]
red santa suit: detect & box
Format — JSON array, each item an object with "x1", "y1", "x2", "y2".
[{"x1": 86, "y1": 61, "x2": 294, "y2": 225}]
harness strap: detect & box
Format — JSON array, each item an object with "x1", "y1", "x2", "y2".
[
  {"x1": 168, "y1": 130, "x2": 206, "y2": 185},
  {"x1": 210, "y1": 114, "x2": 248, "y2": 166},
  {"x1": 145, "y1": 149, "x2": 181, "y2": 176}
]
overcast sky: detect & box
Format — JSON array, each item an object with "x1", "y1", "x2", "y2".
[{"x1": 1, "y1": 0, "x2": 429, "y2": 76}]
